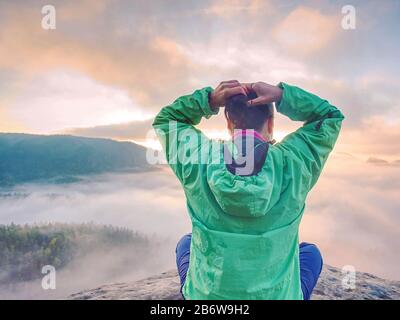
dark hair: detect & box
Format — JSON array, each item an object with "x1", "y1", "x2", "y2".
[{"x1": 224, "y1": 91, "x2": 273, "y2": 131}]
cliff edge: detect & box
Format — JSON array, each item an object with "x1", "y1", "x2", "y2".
[{"x1": 68, "y1": 265, "x2": 400, "y2": 300}]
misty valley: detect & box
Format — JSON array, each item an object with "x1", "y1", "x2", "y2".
[
  {"x1": 0, "y1": 223, "x2": 152, "y2": 286},
  {"x1": 0, "y1": 133, "x2": 182, "y2": 298}
]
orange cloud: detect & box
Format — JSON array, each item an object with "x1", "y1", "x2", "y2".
[
  {"x1": 338, "y1": 117, "x2": 400, "y2": 160},
  {"x1": 205, "y1": 0, "x2": 272, "y2": 18},
  {"x1": 58, "y1": 0, "x2": 112, "y2": 21},
  {"x1": 272, "y1": 6, "x2": 338, "y2": 55},
  {"x1": 0, "y1": 6, "x2": 194, "y2": 109},
  {"x1": 0, "y1": 108, "x2": 25, "y2": 132}
]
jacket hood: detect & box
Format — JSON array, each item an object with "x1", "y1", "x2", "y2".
[{"x1": 207, "y1": 136, "x2": 276, "y2": 218}]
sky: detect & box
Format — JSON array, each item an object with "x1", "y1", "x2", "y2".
[{"x1": 0, "y1": 0, "x2": 399, "y2": 162}]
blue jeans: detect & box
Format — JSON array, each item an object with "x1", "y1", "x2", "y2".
[{"x1": 175, "y1": 233, "x2": 323, "y2": 300}]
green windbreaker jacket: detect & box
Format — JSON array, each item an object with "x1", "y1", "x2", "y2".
[{"x1": 153, "y1": 83, "x2": 344, "y2": 299}]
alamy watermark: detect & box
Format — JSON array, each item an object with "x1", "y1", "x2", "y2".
[
  {"x1": 341, "y1": 265, "x2": 356, "y2": 290},
  {"x1": 148, "y1": 123, "x2": 260, "y2": 175},
  {"x1": 341, "y1": 5, "x2": 356, "y2": 30},
  {"x1": 41, "y1": 5, "x2": 56, "y2": 30},
  {"x1": 41, "y1": 265, "x2": 56, "y2": 290}
]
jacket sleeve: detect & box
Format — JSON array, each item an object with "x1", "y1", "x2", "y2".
[
  {"x1": 152, "y1": 87, "x2": 218, "y2": 184},
  {"x1": 275, "y1": 83, "x2": 345, "y2": 190}
]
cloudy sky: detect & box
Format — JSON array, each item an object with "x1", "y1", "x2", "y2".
[{"x1": 0, "y1": 0, "x2": 399, "y2": 161}]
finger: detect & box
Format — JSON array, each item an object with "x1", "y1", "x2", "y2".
[
  {"x1": 221, "y1": 82, "x2": 242, "y2": 89},
  {"x1": 241, "y1": 83, "x2": 258, "y2": 96},
  {"x1": 247, "y1": 96, "x2": 267, "y2": 107},
  {"x1": 241, "y1": 83, "x2": 253, "y2": 91},
  {"x1": 216, "y1": 80, "x2": 239, "y2": 91},
  {"x1": 240, "y1": 83, "x2": 253, "y2": 95},
  {"x1": 241, "y1": 85, "x2": 250, "y2": 96},
  {"x1": 220, "y1": 80, "x2": 239, "y2": 87},
  {"x1": 224, "y1": 86, "x2": 247, "y2": 98},
  {"x1": 221, "y1": 80, "x2": 240, "y2": 84}
]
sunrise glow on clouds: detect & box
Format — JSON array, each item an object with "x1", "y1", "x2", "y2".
[
  {"x1": 8, "y1": 70, "x2": 153, "y2": 133},
  {"x1": 0, "y1": 0, "x2": 399, "y2": 161}
]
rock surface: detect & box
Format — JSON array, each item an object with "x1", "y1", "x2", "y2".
[{"x1": 68, "y1": 265, "x2": 400, "y2": 300}]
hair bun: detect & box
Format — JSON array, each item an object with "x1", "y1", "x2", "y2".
[{"x1": 224, "y1": 92, "x2": 273, "y2": 131}]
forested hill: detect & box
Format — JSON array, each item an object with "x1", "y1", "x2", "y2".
[
  {"x1": 0, "y1": 223, "x2": 151, "y2": 286},
  {"x1": 0, "y1": 133, "x2": 150, "y2": 186}
]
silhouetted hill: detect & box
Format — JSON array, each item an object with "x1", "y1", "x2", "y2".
[{"x1": 0, "y1": 133, "x2": 149, "y2": 186}]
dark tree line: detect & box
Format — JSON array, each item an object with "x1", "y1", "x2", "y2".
[{"x1": 0, "y1": 223, "x2": 149, "y2": 285}]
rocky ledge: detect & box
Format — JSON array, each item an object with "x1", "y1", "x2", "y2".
[{"x1": 68, "y1": 265, "x2": 400, "y2": 300}]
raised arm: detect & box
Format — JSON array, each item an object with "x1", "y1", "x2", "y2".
[
  {"x1": 245, "y1": 81, "x2": 344, "y2": 190},
  {"x1": 152, "y1": 81, "x2": 246, "y2": 184},
  {"x1": 275, "y1": 82, "x2": 345, "y2": 189},
  {"x1": 152, "y1": 87, "x2": 215, "y2": 184}
]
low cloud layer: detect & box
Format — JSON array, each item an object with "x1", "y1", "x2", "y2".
[
  {"x1": 0, "y1": 169, "x2": 190, "y2": 238},
  {"x1": 301, "y1": 153, "x2": 400, "y2": 280},
  {"x1": 0, "y1": 169, "x2": 189, "y2": 299}
]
